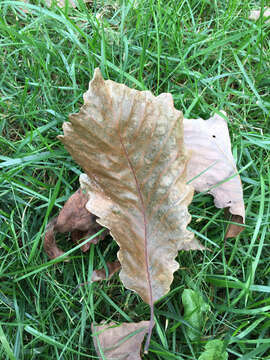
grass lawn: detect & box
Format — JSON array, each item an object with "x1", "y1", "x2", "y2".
[{"x1": 0, "y1": 0, "x2": 269, "y2": 359}]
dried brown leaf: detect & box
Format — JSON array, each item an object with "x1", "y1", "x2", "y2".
[
  {"x1": 91, "y1": 261, "x2": 121, "y2": 282},
  {"x1": 44, "y1": 217, "x2": 65, "y2": 259},
  {"x1": 183, "y1": 112, "x2": 245, "y2": 237},
  {"x1": 44, "y1": 189, "x2": 106, "y2": 259},
  {"x1": 92, "y1": 321, "x2": 150, "y2": 360},
  {"x1": 75, "y1": 261, "x2": 120, "y2": 290},
  {"x1": 59, "y1": 68, "x2": 203, "y2": 306}
]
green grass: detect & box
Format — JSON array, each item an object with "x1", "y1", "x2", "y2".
[{"x1": 0, "y1": 0, "x2": 269, "y2": 359}]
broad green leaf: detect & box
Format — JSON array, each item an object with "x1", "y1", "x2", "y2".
[
  {"x1": 182, "y1": 289, "x2": 210, "y2": 341},
  {"x1": 198, "y1": 339, "x2": 228, "y2": 360}
]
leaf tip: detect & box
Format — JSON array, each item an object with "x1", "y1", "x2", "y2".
[{"x1": 92, "y1": 67, "x2": 105, "y2": 85}]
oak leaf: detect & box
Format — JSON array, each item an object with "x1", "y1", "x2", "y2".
[
  {"x1": 92, "y1": 321, "x2": 150, "y2": 360},
  {"x1": 59, "y1": 68, "x2": 203, "y2": 307},
  {"x1": 183, "y1": 112, "x2": 245, "y2": 237}
]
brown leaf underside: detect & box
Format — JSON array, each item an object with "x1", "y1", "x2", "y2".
[
  {"x1": 44, "y1": 189, "x2": 106, "y2": 259},
  {"x1": 91, "y1": 261, "x2": 121, "y2": 282},
  {"x1": 59, "y1": 68, "x2": 203, "y2": 306},
  {"x1": 183, "y1": 112, "x2": 245, "y2": 237},
  {"x1": 75, "y1": 261, "x2": 121, "y2": 290},
  {"x1": 92, "y1": 321, "x2": 150, "y2": 360}
]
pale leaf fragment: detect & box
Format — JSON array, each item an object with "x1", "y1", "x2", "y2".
[
  {"x1": 21, "y1": 0, "x2": 91, "y2": 9},
  {"x1": 45, "y1": 0, "x2": 91, "y2": 7},
  {"x1": 91, "y1": 261, "x2": 121, "y2": 282},
  {"x1": 59, "y1": 68, "x2": 203, "y2": 307},
  {"x1": 183, "y1": 112, "x2": 245, "y2": 237},
  {"x1": 76, "y1": 261, "x2": 121, "y2": 289},
  {"x1": 249, "y1": 8, "x2": 270, "y2": 23},
  {"x1": 92, "y1": 321, "x2": 150, "y2": 360},
  {"x1": 45, "y1": 0, "x2": 77, "y2": 7}
]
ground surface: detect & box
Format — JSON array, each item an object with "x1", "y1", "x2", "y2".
[{"x1": 0, "y1": 0, "x2": 269, "y2": 359}]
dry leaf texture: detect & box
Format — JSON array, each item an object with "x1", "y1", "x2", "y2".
[
  {"x1": 91, "y1": 261, "x2": 121, "y2": 282},
  {"x1": 44, "y1": 189, "x2": 106, "y2": 259},
  {"x1": 92, "y1": 321, "x2": 150, "y2": 360},
  {"x1": 59, "y1": 68, "x2": 203, "y2": 304},
  {"x1": 249, "y1": 8, "x2": 270, "y2": 22},
  {"x1": 45, "y1": 0, "x2": 91, "y2": 7},
  {"x1": 22, "y1": 0, "x2": 91, "y2": 9},
  {"x1": 183, "y1": 112, "x2": 245, "y2": 237},
  {"x1": 77, "y1": 261, "x2": 121, "y2": 288},
  {"x1": 45, "y1": 0, "x2": 77, "y2": 7}
]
